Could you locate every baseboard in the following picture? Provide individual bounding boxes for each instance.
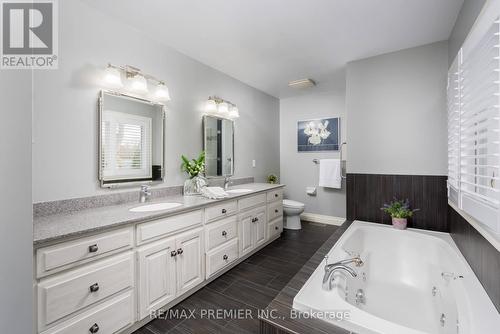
[300,212,346,226]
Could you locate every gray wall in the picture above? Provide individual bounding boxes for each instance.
[449,0,487,64]
[33,0,280,203]
[346,41,449,176]
[280,91,346,218]
[0,73,33,333]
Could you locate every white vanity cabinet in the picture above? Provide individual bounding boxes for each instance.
[137,227,204,319]
[239,204,267,257]
[34,186,284,334]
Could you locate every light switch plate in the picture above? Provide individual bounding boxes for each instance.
[252,160,256,168]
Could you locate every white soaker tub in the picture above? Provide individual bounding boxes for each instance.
[293,221,500,334]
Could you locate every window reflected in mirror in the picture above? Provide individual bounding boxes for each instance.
[203,116,234,177]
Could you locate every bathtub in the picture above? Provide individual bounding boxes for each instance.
[293,221,500,334]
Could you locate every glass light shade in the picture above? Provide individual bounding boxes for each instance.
[102,66,123,89]
[128,74,148,93]
[217,102,229,115]
[154,83,171,102]
[205,99,217,113]
[228,105,239,119]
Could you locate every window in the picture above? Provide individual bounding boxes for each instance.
[448,0,500,235]
[101,110,152,181]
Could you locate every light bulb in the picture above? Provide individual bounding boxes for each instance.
[205,99,217,113]
[102,66,123,89]
[154,83,171,102]
[218,102,229,115]
[128,74,148,93]
[228,105,239,119]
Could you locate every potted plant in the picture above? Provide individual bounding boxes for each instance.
[267,174,278,184]
[381,198,419,230]
[181,151,207,195]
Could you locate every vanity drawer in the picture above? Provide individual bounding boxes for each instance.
[41,290,134,334]
[267,201,283,221]
[206,239,238,278]
[267,189,283,203]
[268,217,283,239]
[205,216,238,251]
[37,252,134,331]
[36,227,134,278]
[205,200,237,222]
[136,210,202,245]
[238,193,266,211]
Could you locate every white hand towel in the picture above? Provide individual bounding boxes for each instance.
[319,159,342,189]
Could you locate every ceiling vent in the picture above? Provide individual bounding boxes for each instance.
[288,78,316,89]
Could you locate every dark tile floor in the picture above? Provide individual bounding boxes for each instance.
[134,222,337,334]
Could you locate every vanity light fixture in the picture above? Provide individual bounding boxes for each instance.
[102,65,123,89]
[102,63,171,103]
[153,82,171,102]
[204,96,240,119]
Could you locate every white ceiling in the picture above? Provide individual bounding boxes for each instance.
[82,0,463,98]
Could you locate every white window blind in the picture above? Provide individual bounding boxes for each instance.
[449,2,500,234]
[447,56,461,205]
[101,110,152,181]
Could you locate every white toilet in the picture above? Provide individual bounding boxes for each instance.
[283,199,305,230]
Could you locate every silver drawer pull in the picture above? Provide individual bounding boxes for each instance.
[170,250,177,257]
[275,226,279,230]
[223,254,228,261]
[89,283,99,293]
[88,244,98,253]
[222,230,227,237]
[89,323,99,333]
[222,208,227,214]
[177,248,183,255]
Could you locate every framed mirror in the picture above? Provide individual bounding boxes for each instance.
[98,91,165,187]
[203,115,234,177]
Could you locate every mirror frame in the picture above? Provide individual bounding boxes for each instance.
[98,90,166,188]
[202,115,235,178]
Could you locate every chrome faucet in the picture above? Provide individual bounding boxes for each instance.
[139,185,151,203]
[223,176,232,190]
[322,257,363,291]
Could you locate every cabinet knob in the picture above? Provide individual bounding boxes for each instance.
[89,323,100,333]
[223,255,228,261]
[275,209,279,213]
[222,208,227,214]
[251,218,256,223]
[275,226,279,230]
[275,194,278,198]
[222,230,227,237]
[89,283,99,293]
[170,250,177,257]
[177,248,183,255]
[255,218,259,222]
[88,244,98,253]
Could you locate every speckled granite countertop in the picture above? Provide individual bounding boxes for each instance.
[34,183,284,246]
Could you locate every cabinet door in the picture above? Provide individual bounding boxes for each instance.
[176,228,204,295]
[137,237,177,319]
[253,207,267,247]
[239,214,254,257]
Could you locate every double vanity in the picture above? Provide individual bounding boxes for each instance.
[33,183,284,334]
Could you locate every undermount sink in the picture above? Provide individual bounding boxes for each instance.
[226,188,253,194]
[129,202,182,213]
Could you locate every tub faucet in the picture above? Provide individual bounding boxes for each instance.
[139,185,151,203]
[322,257,362,291]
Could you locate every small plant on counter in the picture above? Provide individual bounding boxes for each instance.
[267,174,278,184]
[181,151,205,179]
[381,198,419,230]
[181,151,207,195]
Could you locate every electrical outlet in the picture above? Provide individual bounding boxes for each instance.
[252,160,256,168]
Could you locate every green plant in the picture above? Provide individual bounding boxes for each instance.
[381,198,419,219]
[267,174,278,184]
[181,151,205,179]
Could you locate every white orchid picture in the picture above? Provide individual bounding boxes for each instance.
[298,117,339,152]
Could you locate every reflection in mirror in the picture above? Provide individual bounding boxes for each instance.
[99,91,165,187]
[203,116,234,177]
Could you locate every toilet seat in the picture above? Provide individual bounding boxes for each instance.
[283,199,305,209]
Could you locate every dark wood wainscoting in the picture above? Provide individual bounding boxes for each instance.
[346,174,448,231]
[448,206,500,312]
